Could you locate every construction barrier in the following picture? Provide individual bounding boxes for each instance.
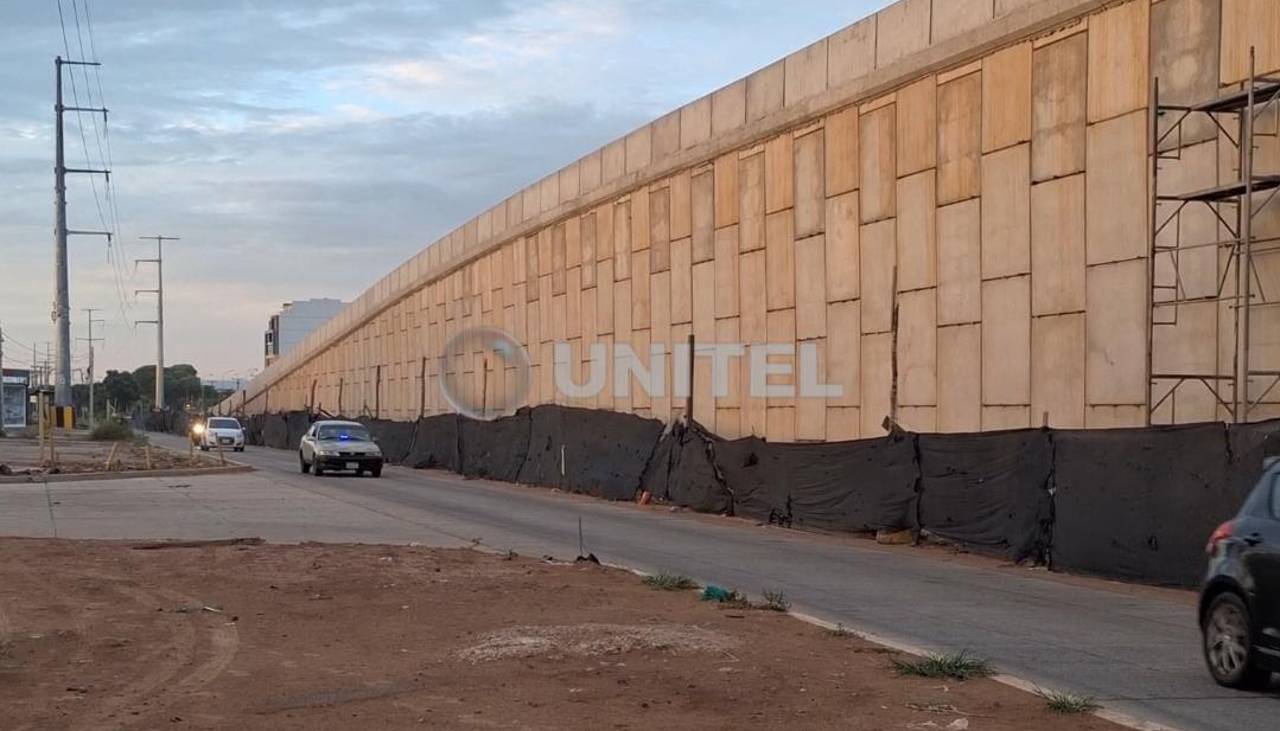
[140,406,1280,588]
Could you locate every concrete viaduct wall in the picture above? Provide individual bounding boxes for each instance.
[223,0,1280,441]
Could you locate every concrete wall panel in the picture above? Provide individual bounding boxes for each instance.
[983,43,1032,153]
[1086,258,1148,405]
[938,323,982,432]
[1032,33,1087,182]
[876,0,931,68]
[795,234,828,340]
[825,106,859,197]
[937,71,982,205]
[795,130,826,238]
[937,199,982,326]
[897,76,937,177]
[1032,312,1086,428]
[1087,0,1149,123]
[1221,0,1280,84]
[825,191,860,302]
[898,288,937,406]
[981,144,1031,278]
[896,171,937,291]
[982,275,1031,405]
[1030,174,1086,316]
[860,220,897,334]
[860,103,897,223]
[1086,111,1148,265]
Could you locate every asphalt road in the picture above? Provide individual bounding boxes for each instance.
[5,434,1278,730]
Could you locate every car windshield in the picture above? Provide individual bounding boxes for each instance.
[316,425,371,442]
[207,419,240,429]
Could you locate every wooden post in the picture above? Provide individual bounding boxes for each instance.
[375,364,382,419]
[104,442,119,471]
[309,379,317,414]
[419,356,427,418]
[337,377,345,416]
[685,333,695,425]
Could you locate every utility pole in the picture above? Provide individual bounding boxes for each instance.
[53,55,110,407]
[136,235,179,410]
[0,324,6,437]
[77,308,105,427]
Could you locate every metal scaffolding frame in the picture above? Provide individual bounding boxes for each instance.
[1148,48,1280,425]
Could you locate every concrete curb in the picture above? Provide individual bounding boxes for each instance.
[611,562,1185,731]
[0,462,254,485]
[785,610,1187,731]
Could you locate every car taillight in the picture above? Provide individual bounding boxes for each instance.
[1206,520,1235,555]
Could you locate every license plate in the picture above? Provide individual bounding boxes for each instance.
[219,438,233,444]
[345,462,359,470]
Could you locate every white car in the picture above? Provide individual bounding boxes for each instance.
[194,416,246,452]
[299,420,384,477]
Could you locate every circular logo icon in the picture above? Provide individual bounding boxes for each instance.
[439,326,531,420]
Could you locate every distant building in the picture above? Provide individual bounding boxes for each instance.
[264,299,346,367]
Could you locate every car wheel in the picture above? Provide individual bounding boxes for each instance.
[1203,592,1272,689]
[313,462,324,476]
[299,453,310,474]
[371,465,382,478]
[235,447,244,453]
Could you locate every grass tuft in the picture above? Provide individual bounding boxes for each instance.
[643,572,699,591]
[761,589,791,612]
[827,623,858,638]
[1037,688,1101,714]
[891,651,994,680]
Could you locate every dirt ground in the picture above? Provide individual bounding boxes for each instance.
[0,435,227,476]
[0,539,1124,731]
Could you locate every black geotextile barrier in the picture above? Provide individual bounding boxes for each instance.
[458,410,531,482]
[284,411,311,452]
[404,414,461,471]
[243,414,264,446]
[717,433,919,533]
[918,430,1053,562]
[1051,423,1241,587]
[516,405,665,500]
[359,418,416,464]
[261,413,291,450]
[1227,418,1280,494]
[639,422,734,515]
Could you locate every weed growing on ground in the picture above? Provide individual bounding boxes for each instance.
[891,651,994,680]
[761,589,791,612]
[643,572,699,591]
[1036,688,1100,714]
[827,623,857,638]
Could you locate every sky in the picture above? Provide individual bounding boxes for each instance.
[0,0,890,384]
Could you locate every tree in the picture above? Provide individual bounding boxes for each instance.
[101,370,141,414]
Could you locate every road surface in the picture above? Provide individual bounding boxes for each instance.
[2,434,1276,731]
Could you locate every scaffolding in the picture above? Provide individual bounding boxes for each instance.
[1149,48,1280,425]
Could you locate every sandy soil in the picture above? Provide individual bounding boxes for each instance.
[0,436,227,476]
[0,539,1124,730]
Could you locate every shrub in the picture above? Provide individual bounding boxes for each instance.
[643,573,699,591]
[90,420,134,442]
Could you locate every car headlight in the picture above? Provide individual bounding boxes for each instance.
[192,423,205,435]
[316,448,336,457]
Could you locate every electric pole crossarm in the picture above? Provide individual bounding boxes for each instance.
[63,168,111,175]
[57,58,100,67]
[67,230,113,238]
[62,106,107,113]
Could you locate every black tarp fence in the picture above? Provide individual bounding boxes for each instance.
[137,406,1280,588]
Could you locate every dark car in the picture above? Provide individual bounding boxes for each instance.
[1200,458,1280,688]
[298,420,384,477]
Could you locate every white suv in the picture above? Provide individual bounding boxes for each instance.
[196,417,245,452]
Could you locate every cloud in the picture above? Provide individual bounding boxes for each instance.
[0,0,889,378]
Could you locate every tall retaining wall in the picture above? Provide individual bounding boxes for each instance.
[220,0,1280,443]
